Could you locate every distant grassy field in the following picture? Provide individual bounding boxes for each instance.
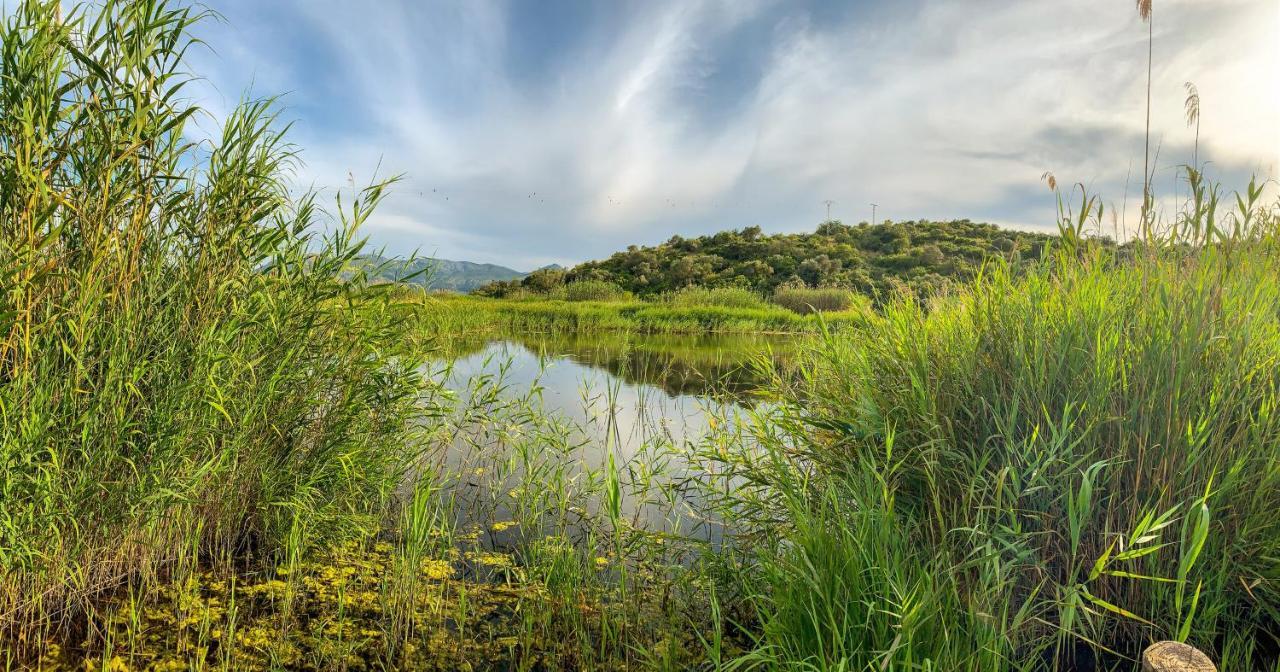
[412,292,868,338]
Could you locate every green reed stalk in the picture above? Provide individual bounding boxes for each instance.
[0,0,428,655]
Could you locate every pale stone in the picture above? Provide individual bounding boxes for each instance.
[1142,641,1216,672]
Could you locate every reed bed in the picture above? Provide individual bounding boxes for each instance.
[0,0,428,662]
[662,286,773,311]
[693,181,1280,670]
[769,285,864,315]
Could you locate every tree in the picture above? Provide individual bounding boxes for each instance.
[816,221,847,236]
[797,255,840,286]
[520,219,1062,303]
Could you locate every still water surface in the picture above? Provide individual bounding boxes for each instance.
[428,331,796,547]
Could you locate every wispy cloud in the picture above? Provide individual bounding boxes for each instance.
[185,0,1279,269]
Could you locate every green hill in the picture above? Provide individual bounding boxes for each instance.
[478,219,1059,300]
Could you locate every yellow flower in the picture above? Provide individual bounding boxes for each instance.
[489,520,517,532]
[594,556,609,568]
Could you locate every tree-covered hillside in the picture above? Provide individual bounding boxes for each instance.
[479,220,1059,300]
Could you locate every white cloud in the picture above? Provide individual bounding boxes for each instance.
[183,0,1279,268]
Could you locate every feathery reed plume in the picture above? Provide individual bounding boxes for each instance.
[1184,81,1201,167]
[1137,0,1154,234]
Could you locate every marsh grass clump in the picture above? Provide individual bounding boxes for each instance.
[770,284,862,314]
[663,286,770,310]
[0,0,427,657]
[562,279,631,302]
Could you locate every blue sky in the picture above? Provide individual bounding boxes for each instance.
[184,0,1280,270]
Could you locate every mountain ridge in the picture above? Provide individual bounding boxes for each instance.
[353,254,529,292]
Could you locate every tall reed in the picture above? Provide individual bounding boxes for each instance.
[696,176,1280,670]
[0,0,427,653]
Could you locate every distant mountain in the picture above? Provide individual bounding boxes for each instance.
[352,255,527,292]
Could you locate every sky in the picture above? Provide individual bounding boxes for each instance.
[183,0,1280,271]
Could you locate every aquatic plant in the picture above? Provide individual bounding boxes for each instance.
[562,280,632,302]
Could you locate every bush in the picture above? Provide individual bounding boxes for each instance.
[771,284,860,314]
[563,280,630,302]
[663,286,770,310]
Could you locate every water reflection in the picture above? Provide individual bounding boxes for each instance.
[438,331,794,401]
[425,331,796,551]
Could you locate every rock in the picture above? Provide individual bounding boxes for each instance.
[1142,641,1216,672]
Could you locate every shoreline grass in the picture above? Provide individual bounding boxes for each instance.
[412,293,868,340]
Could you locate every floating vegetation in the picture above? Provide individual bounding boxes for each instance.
[42,540,713,671]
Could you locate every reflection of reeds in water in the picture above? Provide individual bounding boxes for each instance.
[433,337,749,538]
[435,329,799,401]
[396,344,747,668]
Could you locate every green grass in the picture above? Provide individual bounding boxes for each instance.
[662,286,773,310]
[694,190,1280,670]
[769,284,867,314]
[0,0,429,662]
[415,293,867,340]
[562,279,632,302]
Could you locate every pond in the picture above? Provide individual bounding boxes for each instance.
[441,330,795,401]
[421,330,798,553]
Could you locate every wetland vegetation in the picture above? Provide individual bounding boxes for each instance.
[2,1,1279,671]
